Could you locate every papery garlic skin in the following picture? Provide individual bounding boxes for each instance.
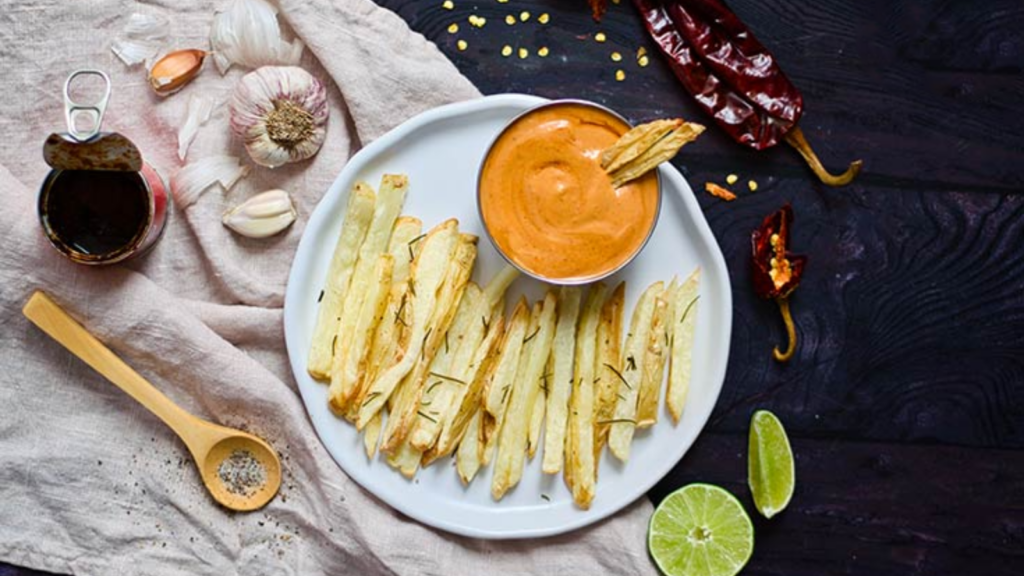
[230,66,328,168]
[222,189,297,238]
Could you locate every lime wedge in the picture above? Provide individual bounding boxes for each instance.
[748,410,795,519]
[648,484,754,576]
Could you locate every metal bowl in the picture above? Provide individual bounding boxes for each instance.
[476,99,662,286]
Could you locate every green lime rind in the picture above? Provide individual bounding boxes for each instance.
[648,483,754,576]
[748,410,795,519]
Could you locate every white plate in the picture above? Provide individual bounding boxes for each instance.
[284,94,732,539]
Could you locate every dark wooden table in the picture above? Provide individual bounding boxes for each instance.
[5,1,1021,575]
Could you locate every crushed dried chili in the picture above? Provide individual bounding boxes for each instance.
[630,0,862,186]
[751,205,805,361]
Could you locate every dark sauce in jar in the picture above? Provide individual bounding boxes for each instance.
[40,170,149,259]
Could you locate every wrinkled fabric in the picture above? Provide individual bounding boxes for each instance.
[0,0,656,574]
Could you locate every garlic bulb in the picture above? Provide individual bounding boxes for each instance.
[230,66,328,168]
[222,189,297,238]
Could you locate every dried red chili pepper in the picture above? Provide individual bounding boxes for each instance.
[630,0,862,186]
[751,204,805,361]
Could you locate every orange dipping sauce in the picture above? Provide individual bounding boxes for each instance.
[479,102,660,282]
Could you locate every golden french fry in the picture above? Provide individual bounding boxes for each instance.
[565,283,605,509]
[356,219,459,428]
[601,119,682,174]
[424,308,504,466]
[481,299,530,466]
[364,410,383,460]
[328,255,393,413]
[493,293,556,500]
[408,283,482,451]
[527,371,547,460]
[386,436,422,479]
[608,123,706,188]
[482,264,519,310]
[636,294,669,428]
[542,286,582,474]
[594,281,625,451]
[388,216,424,286]
[668,268,701,423]
[356,218,424,408]
[308,183,375,380]
[381,233,477,452]
[329,175,409,409]
[456,408,483,484]
[609,281,663,462]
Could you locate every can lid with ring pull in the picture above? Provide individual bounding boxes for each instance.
[43,69,143,173]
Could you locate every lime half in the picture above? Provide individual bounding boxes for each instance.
[648,484,754,576]
[748,410,795,519]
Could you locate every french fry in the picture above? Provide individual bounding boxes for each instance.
[594,282,625,451]
[493,293,556,500]
[565,283,606,509]
[542,286,582,474]
[364,410,383,460]
[356,218,423,408]
[327,255,393,414]
[386,436,422,479]
[307,183,375,380]
[330,175,409,409]
[381,233,477,452]
[609,281,663,462]
[424,308,504,466]
[482,264,520,309]
[456,409,483,484]
[636,293,669,428]
[527,367,547,460]
[481,299,530,466]
[668,268,701,423]
[408,283,482,451]
[356,219,459,428]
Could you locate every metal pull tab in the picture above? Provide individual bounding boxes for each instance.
[63,69,111,142]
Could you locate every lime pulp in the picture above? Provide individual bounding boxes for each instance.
[748,410,795,519]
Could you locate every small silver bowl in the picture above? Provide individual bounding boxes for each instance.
[476,99,662,286]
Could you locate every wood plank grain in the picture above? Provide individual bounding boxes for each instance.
[379,0,1024,192]
[651,432,1024,576]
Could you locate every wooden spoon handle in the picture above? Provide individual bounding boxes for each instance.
[22,291,199,446]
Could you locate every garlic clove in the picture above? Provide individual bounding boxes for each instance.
[149,49,207,96]
[222,189,297,238]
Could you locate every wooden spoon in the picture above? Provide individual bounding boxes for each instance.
[22,291,281,512]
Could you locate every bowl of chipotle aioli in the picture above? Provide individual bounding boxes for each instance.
[478,100,661,285]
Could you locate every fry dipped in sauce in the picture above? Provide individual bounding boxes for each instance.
[479,103,660,282]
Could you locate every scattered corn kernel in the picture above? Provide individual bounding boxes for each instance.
[520,11,530,21]
[442,0,454,9]
[457,39,468,51]
[595,32,607,43]
[612,0,621,4]
[519,47,529,59]
[615,69,625,81]
[497,0,508,3]
[637,47,647,58]
[468,15,486,27]
[538,13,550,24]
[501,45,513,57]
[638,55,650,67]
[505,14,516,25]
[448,23,459,33]
[748,180,759,192]
[611,51,622,62]
[726,174,738,185]
[538,46,550,57]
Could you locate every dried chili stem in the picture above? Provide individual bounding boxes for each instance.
[773,297,797,362]
[785,126,863,187]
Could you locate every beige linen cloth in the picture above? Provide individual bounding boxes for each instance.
[0,0,657,574]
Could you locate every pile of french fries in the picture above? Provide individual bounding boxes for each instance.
[308,174,701,509]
